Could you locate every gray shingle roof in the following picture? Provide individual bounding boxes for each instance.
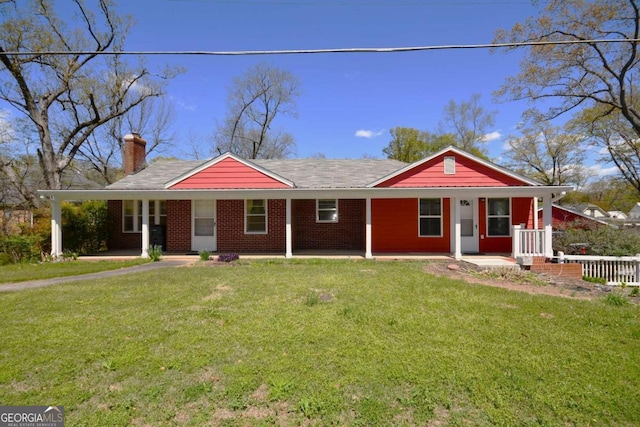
[253,158,407,188]
[106,158,407,190]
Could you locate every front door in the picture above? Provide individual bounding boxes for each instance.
[460,199,478,253]
[192,200,216,252]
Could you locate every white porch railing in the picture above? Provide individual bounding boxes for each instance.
[558,253,640,286]
[512,225,546,257]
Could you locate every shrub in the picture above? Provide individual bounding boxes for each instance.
[199,250,211,261]
[0,234,47,264]
[62,201,108,254]
[149,245,162,262]
[217,253,239,263]
[554,221,640,256]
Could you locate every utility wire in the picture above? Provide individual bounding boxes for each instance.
[0,38,638,56]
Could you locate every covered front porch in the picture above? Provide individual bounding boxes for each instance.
[40,185,570,261]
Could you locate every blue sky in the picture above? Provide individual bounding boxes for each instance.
[112,0,547,161]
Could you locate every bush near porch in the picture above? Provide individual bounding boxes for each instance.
[0,260,638,426]
[554,220,640,256]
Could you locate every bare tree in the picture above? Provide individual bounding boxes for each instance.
[0,0,179,190]
[438,93,496,156]
[78,95,176,184]
[504,119,590,187]
[214,62,300,159]
[494,0,640,192]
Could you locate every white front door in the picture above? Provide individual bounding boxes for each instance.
[192,200,216,252]
[460,199,478,253]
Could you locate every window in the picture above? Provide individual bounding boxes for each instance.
[246,199,267,234]
[149,200,167,227]
[317,199,338,222]
[419,198,442,237]
[444,156,456,174]
[123,200,166,232]
[487,198,510,236]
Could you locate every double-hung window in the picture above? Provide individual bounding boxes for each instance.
[487,198,510,236]
[123,200,166,232]
[245,199,267,234]
[419,198,442,237]
[317,199,338,222]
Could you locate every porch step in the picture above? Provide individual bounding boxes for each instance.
[462,256,519,269]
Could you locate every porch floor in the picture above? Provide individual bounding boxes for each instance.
[79,250,518,268]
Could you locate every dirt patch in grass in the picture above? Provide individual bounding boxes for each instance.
[423,260,607,300]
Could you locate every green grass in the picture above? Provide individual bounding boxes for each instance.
[0,259,638,426]
[0,259,149,283]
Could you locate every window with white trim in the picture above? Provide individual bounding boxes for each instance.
[419,198,442,237]
[487,198,511,236]
[123,200,166,232]
[317,199,338,222]
[245,199,267,234]
[444,156,456,174]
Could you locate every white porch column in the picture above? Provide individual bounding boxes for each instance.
[453,197,462,260]
[365,197,373,259]
[50,199,62,257]
[533,197,539,230]
[285,198,293,258]
[542,194,553,258]
[141,199,150,258]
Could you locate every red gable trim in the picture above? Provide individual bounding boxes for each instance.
[369,146,539,188]
[166,152,294,189]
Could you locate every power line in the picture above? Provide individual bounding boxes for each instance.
[1,38,637,56]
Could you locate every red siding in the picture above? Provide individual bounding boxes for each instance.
[372,198,451,253]
[479,197,533,253]
[170,157,290,189]
[292,199,365,251]
[537,206,604,230]
[377,153,527,188]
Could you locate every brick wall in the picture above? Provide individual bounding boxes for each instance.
[217,199,286,253]
[123,133,146,175]
[528,257,583,279]
[106,200,141,250]
[166,200,191,252]
[292,199,365,251]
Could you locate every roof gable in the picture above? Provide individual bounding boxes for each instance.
[369,146,539,188]
[166,152,294,189]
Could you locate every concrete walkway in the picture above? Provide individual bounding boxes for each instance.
[0,259,194,292]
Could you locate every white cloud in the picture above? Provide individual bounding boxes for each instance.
[590,164,619,177]
[482,131,502,142]
[355,129,384,139]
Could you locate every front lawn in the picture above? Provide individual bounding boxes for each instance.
[0,259,638,426]
[0,259,149,284]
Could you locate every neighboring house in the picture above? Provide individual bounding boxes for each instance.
[537,204,611,230]
[1,163,102,234]
[39,134,573,259]
[565,203,610,219]
[628,202,640,219]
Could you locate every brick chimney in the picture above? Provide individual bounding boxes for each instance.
[123,133,147,175]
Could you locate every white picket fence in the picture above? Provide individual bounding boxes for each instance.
[557,253,640,286]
